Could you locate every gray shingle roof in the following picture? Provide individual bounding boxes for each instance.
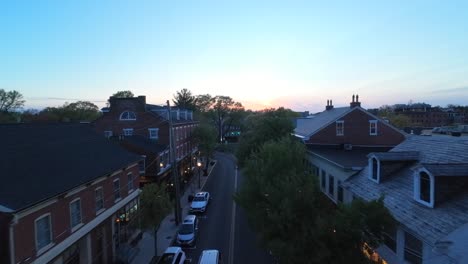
[294,107,351,137]
[0,123,142,212]
[370,151,419,161]
[121,135,168,154]
[423,164,468,177]
[343,135,468,245]
[309,147,391,169]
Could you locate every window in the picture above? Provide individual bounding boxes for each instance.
[139,155,146,174]
[337,180,343,203]
[70,199,82,229]
[336,120,344,136]
[383,226,397,253]
[321,170,326,190]
[369,120,378,135]
[420,172,431,203]
[414,170,434,207]
[120,111,136,120]
[328,175,335,197]
[404,232,423,264]
[35,214,52,251]
[95,188,104,213]
[104,131,113,138]
[149,128,159,139]
[369,157,380,183]
[114,179,121,201]
[127,173,134,193]
[123,128,133,136]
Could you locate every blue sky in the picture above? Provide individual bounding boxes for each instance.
[1,0,467,111]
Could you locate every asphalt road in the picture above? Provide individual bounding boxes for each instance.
[175,152,274,264]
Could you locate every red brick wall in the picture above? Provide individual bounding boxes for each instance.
[12,164,139,263]
[307,108,405,146]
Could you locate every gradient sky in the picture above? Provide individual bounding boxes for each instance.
[1,0,467,112]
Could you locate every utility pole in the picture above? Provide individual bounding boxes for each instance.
[167,100,182,225]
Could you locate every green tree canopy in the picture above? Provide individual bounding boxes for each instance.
[192,123,217,170]
[0,89,25,112]
[112,90,134,98]
[236,107,297,166]
[173,88,196,111]
[34,101,101,122]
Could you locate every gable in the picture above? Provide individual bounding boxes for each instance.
[306,107,406,146]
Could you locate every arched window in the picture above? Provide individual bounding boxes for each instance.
[419,172,431,203]
[120,111,136,120]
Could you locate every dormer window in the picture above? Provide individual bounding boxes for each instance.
[336,121,344,136]
[413,169,434,208]
[368,157,380,183]
[120,111,136,120]
[369,120,378,136]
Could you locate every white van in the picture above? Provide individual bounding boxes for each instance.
[198,250,221,264]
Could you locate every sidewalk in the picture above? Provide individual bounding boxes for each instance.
[131,159,217,264]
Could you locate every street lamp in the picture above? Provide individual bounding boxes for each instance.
[197,160,202,189]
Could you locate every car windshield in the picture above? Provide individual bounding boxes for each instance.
[193,196,205,202]
[179,223,194,235]
[158,253,175,264]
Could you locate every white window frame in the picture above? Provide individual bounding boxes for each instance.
[119,111,136,121]
[35,213,53,254]
[369,120,378,136]
[113,178,121,202]
[336,120,344,136]
[69,198,82,232]
[95,187,104,215]
[104,131,113,138]
[413,168,435,208]
[123,128,133,136]
[127,172,134,193]
[149,128,159,140]
[368,156,380,183]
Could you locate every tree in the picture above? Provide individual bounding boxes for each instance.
[35,101,101,122]
[0,89,25,112]
[192,123,217,172]
[139,183,173,258]
[112,90,134,98]
[173,88,196,111]
[194,94,214,113]
[236,107,297,166]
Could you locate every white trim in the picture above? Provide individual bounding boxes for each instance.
[369,120,378,136]
[148,128,159,140]
[413,168,435,208]
[69,198,82,231]
[113,178,121,202]
[32,190,141,264]
[34,213,53,255]
[368,155,380,183]
[119,111,136,121]
[17,199,58,220]
[9,215,17,264]
[64,186,86,198]
[0,205,13,213]
[122,128,134,136]
[91,177,107,186]
[336,120,344,136]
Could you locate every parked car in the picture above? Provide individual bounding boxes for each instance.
[153,246,186,264]
[198,249,221,264]
[177,215,198,246]
[190,192,210,213]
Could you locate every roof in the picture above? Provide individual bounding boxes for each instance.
[0,123,142,212]
[308,146,391,169]
[120,135,168,154]
[164,246,183,254]
[343,136,468,245]
[294,107,351,137]
[369,151,419,161]
[422,164,468,177]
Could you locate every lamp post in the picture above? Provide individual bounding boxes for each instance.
[197,160,202,189]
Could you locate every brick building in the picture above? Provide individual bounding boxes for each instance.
[0,124,142,264]
[295,95,406,203]
[93,96,199,187]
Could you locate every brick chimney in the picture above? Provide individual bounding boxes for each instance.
[326,99,334,110]
[350,94,361,107]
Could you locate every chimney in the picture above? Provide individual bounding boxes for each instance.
[350,94,361,107]
[326,99,334,110]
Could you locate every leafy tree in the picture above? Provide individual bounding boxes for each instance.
[173,88,196,111]
[139,183,172,257]
[235,136,395,263]
[192,123,217,171]
[194,94,214,113]
[236,107,297,166]
[112,90,134,98]
[0,89,25,112]
[33,101,101,122]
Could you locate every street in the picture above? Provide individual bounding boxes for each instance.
[174,152,274,264]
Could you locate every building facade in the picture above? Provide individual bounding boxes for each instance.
[0,124,142,264]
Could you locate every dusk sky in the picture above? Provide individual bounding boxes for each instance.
[1,1,467,112]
